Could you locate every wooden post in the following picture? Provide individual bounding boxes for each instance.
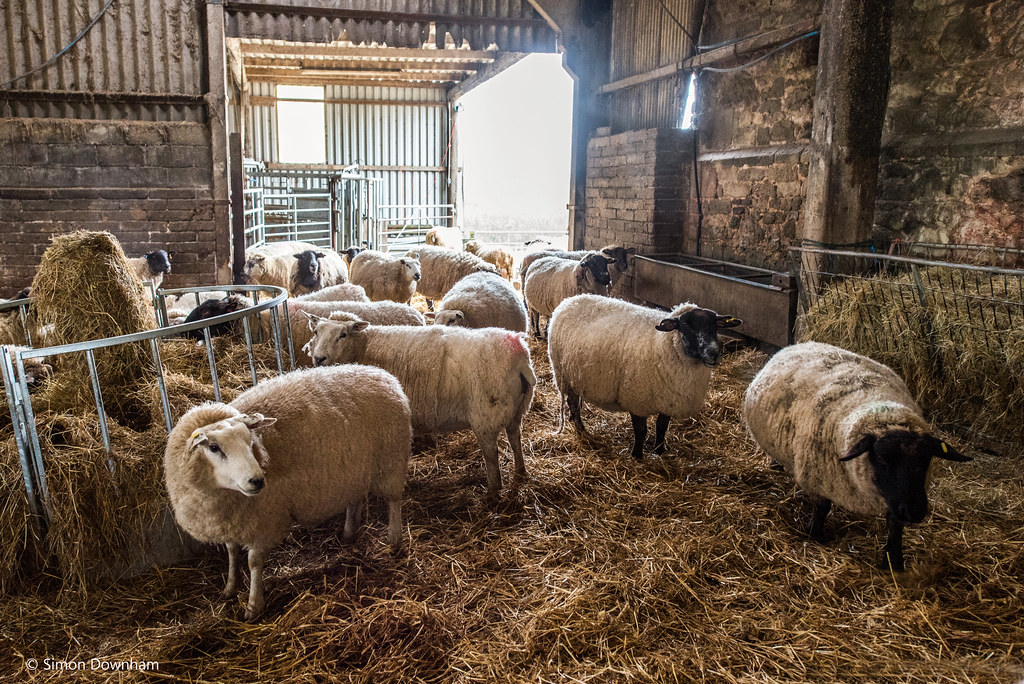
[230,133,246,284]
[205,0,232,285]
[801,0,892,250]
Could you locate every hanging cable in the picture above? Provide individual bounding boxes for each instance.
[1,0,117,89]
[700,30,819,73]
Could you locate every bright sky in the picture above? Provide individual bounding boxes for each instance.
[277,85,327,163]
[456,54,573,223]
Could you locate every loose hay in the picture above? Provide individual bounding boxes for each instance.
[1,340,1020,682]
[802,267,1024,448]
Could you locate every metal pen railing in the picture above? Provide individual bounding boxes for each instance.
[1,284,296,532]
[0,297,34,347]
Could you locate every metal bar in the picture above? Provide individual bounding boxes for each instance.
[281,300,296,370]
[150,337,173,434]
[13,354,50,515]
[791,246,1024,277]
[85,350,112,456]
[2,348,42,521]
[17,306,32,346]
[269,306,285,374]
[242,314,258,386]
[203,328,222,403]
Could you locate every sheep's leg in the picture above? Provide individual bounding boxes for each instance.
[343,503,363,542]
[386,497,403,552]
[809,498,832,542]
[529,309,541,339]
[506,421,527,478]
[882,512,906,572]
[652,413,670,455]
[630,414,648,460]
[566,390,586,435]
[476,430,502,496]
[222,542,241,598]
[244,547,268,621]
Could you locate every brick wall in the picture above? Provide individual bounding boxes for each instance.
[689,0,820,271]
[0,118,221,297]
[584,127,690,254]
[874,0,1024,253]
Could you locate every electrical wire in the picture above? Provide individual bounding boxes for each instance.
[1,0,117,89]
[699,30,819,73]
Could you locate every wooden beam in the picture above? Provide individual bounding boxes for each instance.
[244,57,484,73]
[801,0,892,249]
[205,0,233,285]
[596,18,819,95]
[448,52,528,99]
[246,74,450,88]
[230,133,246,284]
[224,2,550,29]
[250,96,447,107]
[239,43,495,63]
[243,62,477,79]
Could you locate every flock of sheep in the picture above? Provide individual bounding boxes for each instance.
[93,234,971,620]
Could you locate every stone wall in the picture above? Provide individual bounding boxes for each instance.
[874,0,1024,255]
[688,0,821,271]
[0,119,220,297]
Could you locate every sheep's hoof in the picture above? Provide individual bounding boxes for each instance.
[243,607,262,622]
[652,443,668,456]
[880,551,905,573]
[221,587,238,600]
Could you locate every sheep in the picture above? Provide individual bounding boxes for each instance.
[408,244,499,305]
[165,291,234,326]
[294,282,370,303]
[164,364,412,619]
[304,313,536,495]
[548,295,742,460]
[129,249,174,288]
[520,245,635,293]
[290,249,349,296]
[348,250,421,304]
[522,254,615,339]
[464,240,515,280]
[241,241,321,291]
[341,246,363,268]
[424,226,463,249]
[433,271,527,332]
[742,341,972,571]
[177,295,252,339]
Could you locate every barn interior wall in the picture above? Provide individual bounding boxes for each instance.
[0,118,218,296]
[874,0,1024,251]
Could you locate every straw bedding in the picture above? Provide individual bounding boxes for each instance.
[2,336,1021,682]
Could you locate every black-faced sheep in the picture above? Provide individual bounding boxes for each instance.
[304,313,536,495]
[523,254,615,339]
[341,246,363,268]
[548,295,741,460]
[743,341,972,572]
[129,249,174,288]
[177,295,252,339]
[464,240,515,280]
[433,271,527,332]
[164,365,412,619]
[290,249,349,296]
[241,241,321,291]
[520,245,635,294]
[406,245,499,305]
[348,250,421,304]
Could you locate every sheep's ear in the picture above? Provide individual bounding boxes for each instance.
[928,435,972,462]
[407,251,420,260]
[293,253,303,259]
[352,320,370,332]
[187,429,208,453]
[604,256,616,263]
[167,251,176,258]
[424,311,436,321]
[717,315,742,328]
[241,413,277,432]
[143,251,153,258]
[655,318,678,332]
[840,434,875,461]
[625,247,637,255]
[303,311,324,331]
[315,252,325,258]
[455,311,465,320]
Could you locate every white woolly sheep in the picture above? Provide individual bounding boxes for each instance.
[406,245,499,305]
[304,313,536,495]
[433,271,527,332]
[743,341,972,571]
[290,248,349,295]
[294,282,370,303]
[548,295,742,460]
[164,364,412,619]
[348,250,421,304]
[520,245,635,293]
[241,241,321,291]
[424,226,463,249]
[464,240,515,280]
[129,249,174,288]
[522,254,615,339]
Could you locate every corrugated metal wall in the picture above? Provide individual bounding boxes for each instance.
[608,0,700,132]
[225,0,556,52]
[245,84,449,209]
[0,0,206,121]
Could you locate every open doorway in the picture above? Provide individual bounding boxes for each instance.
[455,54,573,253]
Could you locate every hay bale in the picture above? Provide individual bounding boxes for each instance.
[30,231,157,428]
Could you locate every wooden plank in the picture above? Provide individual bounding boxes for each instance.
[230,133,246,284]
[244,66,473,81]
[250,96,447,107]
[244,57,483,73]
[245,74,454,88]
[205,0,232,285]
[224,2,550,29]
[239,43,495,63]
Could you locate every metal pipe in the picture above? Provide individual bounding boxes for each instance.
[790,246,1024,277]
[85,349,112,458]
[150,337,173,434]
[269,306,285,373]
[1,348,42,521]
[281,299,296,370]
[203,328,222,403]
[13,353,50,516]
[242,313,258,386]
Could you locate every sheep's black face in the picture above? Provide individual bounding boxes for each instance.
[582,254,612,286]
[344,247,362,262]
[146,250,173,275]
[656,308,742,368]
[602,246,636,274]
[849,431,971,524]
[295,250,323,288]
